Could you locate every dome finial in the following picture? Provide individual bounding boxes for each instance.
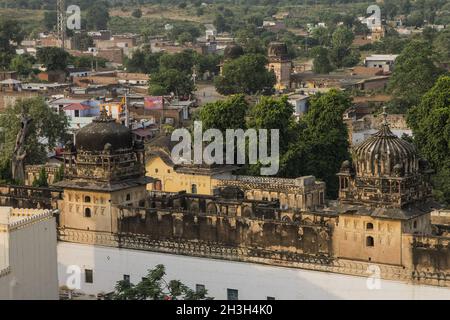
[96,106,114,123]
[100,107,108,118]
[382,106,389,126]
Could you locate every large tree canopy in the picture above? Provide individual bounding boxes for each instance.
[329,26,358,69]
[248,95,296,154]
[148,69,195,97]
[0,19,24,69]
[407,76,450,206]
[86,1,110,31]
[297,89,351,197]
[215,54,276,95]
[198,94,248,132]
[37,47,70,71]
[388,40,444,111]
[9,54,36,77]
[0,98,68,183]
[312,46,333,74]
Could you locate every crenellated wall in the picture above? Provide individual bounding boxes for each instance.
[118,209,332,258]
[410,235,450,285]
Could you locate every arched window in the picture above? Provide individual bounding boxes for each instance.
[366,236,374,247]
[84,196,91,203]
[413,220,417,229]
[191,184,197,194]
[366,222,374,230]
[126,194,131,201]
[84,208,91,218]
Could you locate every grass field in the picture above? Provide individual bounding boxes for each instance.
[0,9,45,35]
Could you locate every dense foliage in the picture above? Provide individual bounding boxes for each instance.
[0,98,68,183]
[112,264,211,300]
[407,76,450,206]
[215,54,276,95]
[388,40,445,112]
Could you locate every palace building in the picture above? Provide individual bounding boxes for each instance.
[1,109,449,298]
[54,110,151,236]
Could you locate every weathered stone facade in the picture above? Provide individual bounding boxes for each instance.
[1,109,448,288]
[267,42,292,91]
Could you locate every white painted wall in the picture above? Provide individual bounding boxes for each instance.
[0,217,59,300]
[57,242,450,300]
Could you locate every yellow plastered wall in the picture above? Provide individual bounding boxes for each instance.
[60,185,146,233]
[333,215,404,265]
[146,156,219,195]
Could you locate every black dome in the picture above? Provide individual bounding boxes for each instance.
[75,112,132,152]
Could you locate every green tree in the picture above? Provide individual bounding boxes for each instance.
[198,94,248,132]
[407,76,450,206]
[36,47,69,71]
[167,24,201,44]
[132,8,142,19]
[149,69,195,97]
[43,10,57,31]
[178,32,194,44]
[125,49,162,74]
[0,98,69,180]
[86,2,110,31]
[0,19,24,69]
[160,50,196,74]
[214,14,228,33]
[32,167,49,188]
[311,26,331,47]
[215,54,276,95]
[388,40,444,111]
[196,53,220,75]
[433,29,450,67]
[248,96,296,155]
[244,95,296,176]
[329,26,355,68]
[9,54,35,77]
[196,7,204,16]
[312,47,333,74]
[112,264,211,300]
[298,89,351,197]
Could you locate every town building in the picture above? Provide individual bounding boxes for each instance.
[43,110,450,298]
[0,207,58,299]
[287,93,310,120]
[267,42,292,91]
[0,107,449,299]
[364,54,399,73]
[54,109,150,236]
[345,112,412,146]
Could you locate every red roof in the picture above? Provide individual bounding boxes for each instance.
[63,103,91,111]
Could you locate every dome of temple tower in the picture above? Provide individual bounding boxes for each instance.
[352,108,418,178]
[268,42,288,58]
[75,109,132,152]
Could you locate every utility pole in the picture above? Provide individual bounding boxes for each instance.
[57,0,66,50]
